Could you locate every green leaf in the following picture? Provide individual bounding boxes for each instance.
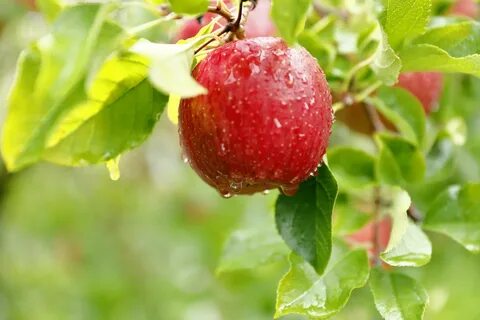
[379,186,411,218]
[382,0,431,49]
[275,165,338,274]
[298,30,336,72]
[424,184,480,253]
[414,21,480,57]
[381,222,432,267]
[275,247,369,319]
[375,133,426,186]
[327,147,376,189]
[216,226,289,274]
[370,268,428,320]
[444,117,467,146]
[1,3,125,171]
[400,45,480,77]
[45,52,150,150]
[375,87,426,146]
[130,39,207,98]
[168,0,208,15]
[371,22,401,85]
[37,0,64,21]
[400,22,480,76]
[272,0,311,45]
[376,186,425,267]
[44,54,168,165]
[333,203,372,236]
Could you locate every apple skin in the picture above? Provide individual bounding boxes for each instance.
[179,37,333,196]
[175,19,201,42]
[244,0,276,38]
[175,19,203,42]
[337,72,442,135]
[450,0,478,18]
[347,218,391,264]
[335,102,395,135]
[396,72,443,114]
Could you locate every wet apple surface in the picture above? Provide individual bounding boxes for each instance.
[397,72,443,114]
[179,37,333,196]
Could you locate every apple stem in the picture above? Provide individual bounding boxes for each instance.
[194,0,256,54]
[207,1,235,22]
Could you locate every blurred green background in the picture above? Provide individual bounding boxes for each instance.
[1,2,480,319]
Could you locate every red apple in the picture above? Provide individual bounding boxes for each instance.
[450,0,478,18]
[175,19,203,42]
[335,102,395,135]
[179,37,333,196]
[244,0,276,38]
[396,72,443,114]
[348,218,391,263]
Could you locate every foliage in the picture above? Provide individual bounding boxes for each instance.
[2,0,480,319]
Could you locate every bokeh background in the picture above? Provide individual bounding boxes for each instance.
[1,1,480,319]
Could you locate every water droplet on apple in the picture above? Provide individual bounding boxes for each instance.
[229,181,241,191]
[225,72,236,84]
[250,62,260,74]
[273,118,282,128]
[181,152,189,164]
[286,73,294,87]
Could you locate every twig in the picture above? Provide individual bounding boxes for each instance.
[363,101,385,132]
[194,27,230,54]
[231,0,256,39]
[207,2,234,22]
[407,205,422,223]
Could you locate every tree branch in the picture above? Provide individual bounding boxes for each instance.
[363,101,386,132]
[407,205,422,223]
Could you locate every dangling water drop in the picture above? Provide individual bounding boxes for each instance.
[262,189,270,195]
[181,151,189,164]
[221,192,232,199]
[106,156,121,181]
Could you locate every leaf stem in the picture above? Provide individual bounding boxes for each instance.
[128,15,178,35]
[372,187,382,267]
[354,81,382,102]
